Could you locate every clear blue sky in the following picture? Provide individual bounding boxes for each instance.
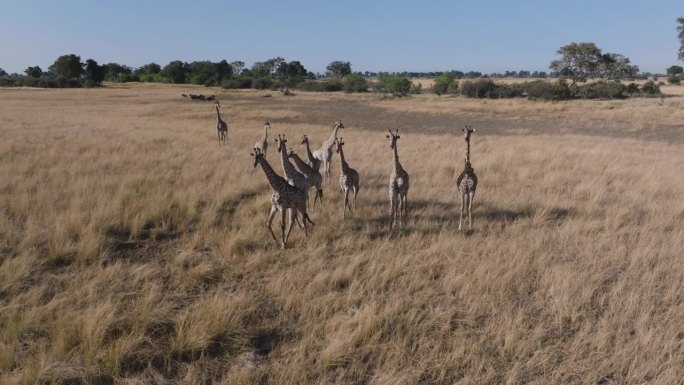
[1,0,681,75]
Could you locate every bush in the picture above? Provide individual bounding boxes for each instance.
[459,79,496,98]
[432,73,457,96]
[525,79,572,100]
[295,80,342,92]
[342,74,368,93]
[626,83,640,96]
[575,81,625,99]
[251,77,273,90]
[222,77,253,89]
[641,80,661,96]
[668,75,681,85]
[377,75,412,97]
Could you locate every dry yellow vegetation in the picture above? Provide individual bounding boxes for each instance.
[1,83,683,384]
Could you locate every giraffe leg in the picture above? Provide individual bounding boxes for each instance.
[403,193,408,227]
[300,208,309,236]
[343,188,350,218]
[266,206,279,246]
[389,193,397,231]
[280,209,289,249]
[458,194,465,231]
[284,208,296,247]
[398,195,404,228]
[468,192,475,230]
[353,185,359,208]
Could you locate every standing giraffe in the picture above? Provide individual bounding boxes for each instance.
[215,100,228,145]
[255,122,271,156]
[313,120,344,181]
[288,149,324,207]
[456,125,478,230]
[334,137,360,218]
[386,129,409,231]
[275,135,310,202]
[251,148,313,248]
[300,135,321,172]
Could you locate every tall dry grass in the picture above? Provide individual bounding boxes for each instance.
[1,84,683,384]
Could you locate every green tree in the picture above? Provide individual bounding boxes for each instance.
[230,61,245,75]
[161,60,188,84]
[25,66,43,78]
[596,53,639,80]
[667,65,683,76]
[0,68,7,77]
[104,63,132,81]
[49,54,84,79]
[678,17,684,61]
[549,42,602,85]
[84,59,106,84]
[326,61,352,78]
[377,75,412,97]
[432,72,456,96]
[342,74,368,93]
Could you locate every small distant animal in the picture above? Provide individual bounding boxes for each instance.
[181,93,188,98]
[205,95,216,102]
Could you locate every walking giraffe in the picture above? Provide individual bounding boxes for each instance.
[255,122,271,156]
[250,148,313,249]
[288,149,324,207]
[456,125,478,230]
[300,135,321,172]
[214,100,228,145]
[313,120,344,181]
[334,137,360,218]
[387,129,409,231]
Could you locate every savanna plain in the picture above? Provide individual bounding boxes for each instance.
[1,82,684,384]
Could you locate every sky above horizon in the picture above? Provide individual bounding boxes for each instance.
[1,1,682,75]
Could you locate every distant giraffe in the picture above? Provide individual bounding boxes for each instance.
[386,129,409,231]
[334,137,360,218]
[255,122,271,156]
[215,100,227,145]
[275,135,310,203]
[288,149,324,207]
[251,148,313,248]
[313,121,344,181]
[456,125,478,230]
[300,135,321,172]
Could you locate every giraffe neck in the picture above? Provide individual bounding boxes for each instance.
[262,126,268,142]
[465,138,471,164]
[290,152,311,172]
[257,157,288,191]
[323,124,340,150]
[392,142,402,171]
[304,140,316,163]
[215,105,222,122]
[278,142,297,177]
[338,147,350,172]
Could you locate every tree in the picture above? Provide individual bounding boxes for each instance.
[377,75,412,97]
[230,61,245,75]
[161,60,188,84]
[49,54,84,79]
[550,42,602,85]
[678,17,684,61]
[136,63,161,75]
[326,61,352,78]
[596,53,639,80]
[667,65,683,76]
[0,68,7,77]
[25,66,43,78]
[104,63,132,81]
[84,59,106,84]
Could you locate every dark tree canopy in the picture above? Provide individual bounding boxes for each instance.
[550,42,637,84]
[161,61,188,84]
[85,59,106,84]
[25,66,43,78]
[49,54,84,79]
[326,61,352,78]
[678,17,684,61]
[104,63,132,81]
[667,65,683,75]
[0,68,7,77]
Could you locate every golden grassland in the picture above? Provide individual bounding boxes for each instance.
[1,83,684,384]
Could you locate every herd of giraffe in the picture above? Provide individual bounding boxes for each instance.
[212,99,478,248]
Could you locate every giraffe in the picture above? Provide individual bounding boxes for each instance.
[334,137,360,218]
[251,148,313,248]
[275,135,310,203]
[300,135,321,172]
[255,122,271,156]
[313,120,344,181]
[288,149,324,207]
[386,129,409,231]
[214,100,227,145]
[455,125,478,231]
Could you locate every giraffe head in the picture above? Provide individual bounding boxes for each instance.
[334,137,345,153]
[264,122,271,130]
[463,125,475,142]
[275,134,288,153]
[250,147,264,168]
[386,129,401,149]
[334,120,345,130]
[213,99,221,109]
[300,135,310,145]
[287,148,297,159]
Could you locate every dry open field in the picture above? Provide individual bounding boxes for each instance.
[1,83,684,384]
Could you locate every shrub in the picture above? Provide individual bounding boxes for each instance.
[575,81,626,99]
[459,79,496,98]
[295,80,342,92]
[525,79,572,100]
[377,75,412,97]
[342,74,368,93]
[667,75,681,85]
[641,80,661,96]
[432,73,456,96]
[626,83,640,96]
[251,77,273,90]
[221,77,252,89]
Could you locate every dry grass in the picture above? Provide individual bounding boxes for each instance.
[1,84,683,384]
